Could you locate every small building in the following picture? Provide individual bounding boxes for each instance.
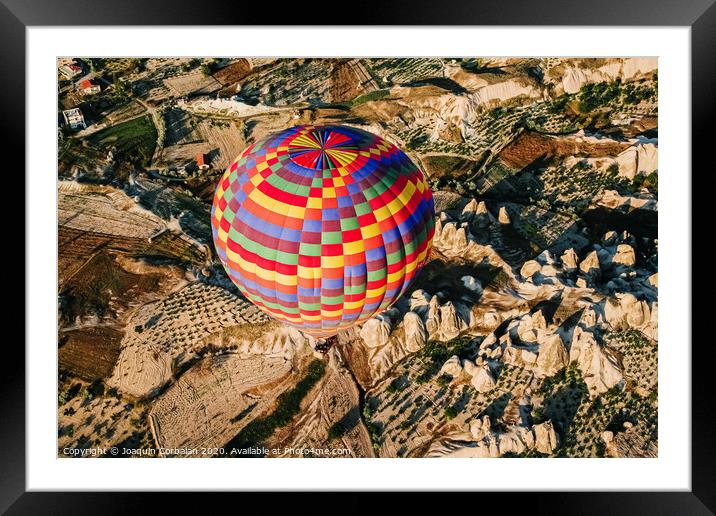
[196,153,210,170]
[78,79,101,96]
[59,62,82,79]
[62,108,86,130]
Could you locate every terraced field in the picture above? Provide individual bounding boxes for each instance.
[107,282,271,398]
[58,189,207,289]
[149,353,295,456]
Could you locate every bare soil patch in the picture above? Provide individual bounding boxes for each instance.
[213,59,253,86]
[59,327,124,380]
[498,131,630,170]
[164,72,221,97]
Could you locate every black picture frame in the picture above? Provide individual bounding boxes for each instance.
[4,0,710,512]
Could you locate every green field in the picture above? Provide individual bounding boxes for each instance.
[90,115,157,166]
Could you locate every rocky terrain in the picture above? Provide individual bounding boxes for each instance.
[57,57,658,458]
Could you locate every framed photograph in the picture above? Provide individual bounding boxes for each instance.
[7,0,710,511]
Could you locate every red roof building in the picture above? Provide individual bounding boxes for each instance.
[79,79,101,95]
[59,63,83,79]
[196,153,210,170]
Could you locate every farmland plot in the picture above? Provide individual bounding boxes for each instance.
[107,282,270,398]
[59,327,124,380]
[59,190,164,240]
[149,353,295,455]
[268,349,375,458]
[161,109,247,170]
[164,72,222,97]
[58,188,206,281]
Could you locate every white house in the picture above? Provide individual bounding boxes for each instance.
[59,63,82,79]
[62,108,86,130]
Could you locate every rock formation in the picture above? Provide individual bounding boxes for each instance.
[498,206,511,224]
[603,293,652,332]
[470,364,496,392]
[579,250,601,276]
[561,248,579,271]
[612,244,636,267]
[520,260,541,279]
[535,334,569,377]
[360,314,393,348]
[616,142,658,180]
[533,421,559,453]
[570,327,623,396]
[403,311,428,352]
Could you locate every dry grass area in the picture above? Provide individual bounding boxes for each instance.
[149,353,295,455]
[164,72,221,97]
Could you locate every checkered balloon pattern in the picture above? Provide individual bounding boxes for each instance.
[211,125,435,338]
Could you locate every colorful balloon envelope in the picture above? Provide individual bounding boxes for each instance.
[211,125,435,338]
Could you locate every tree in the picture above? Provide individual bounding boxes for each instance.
[90,58,105,72]
[436,374,453,387]
[328,422,347,440]
[128,58,147,73]
[112,73,129,97]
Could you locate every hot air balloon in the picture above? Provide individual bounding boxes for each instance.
[211,125,434,339]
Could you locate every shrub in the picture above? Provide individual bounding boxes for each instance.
[328,421,347,440]
[436,374,453,387]
[386,377,404,394]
